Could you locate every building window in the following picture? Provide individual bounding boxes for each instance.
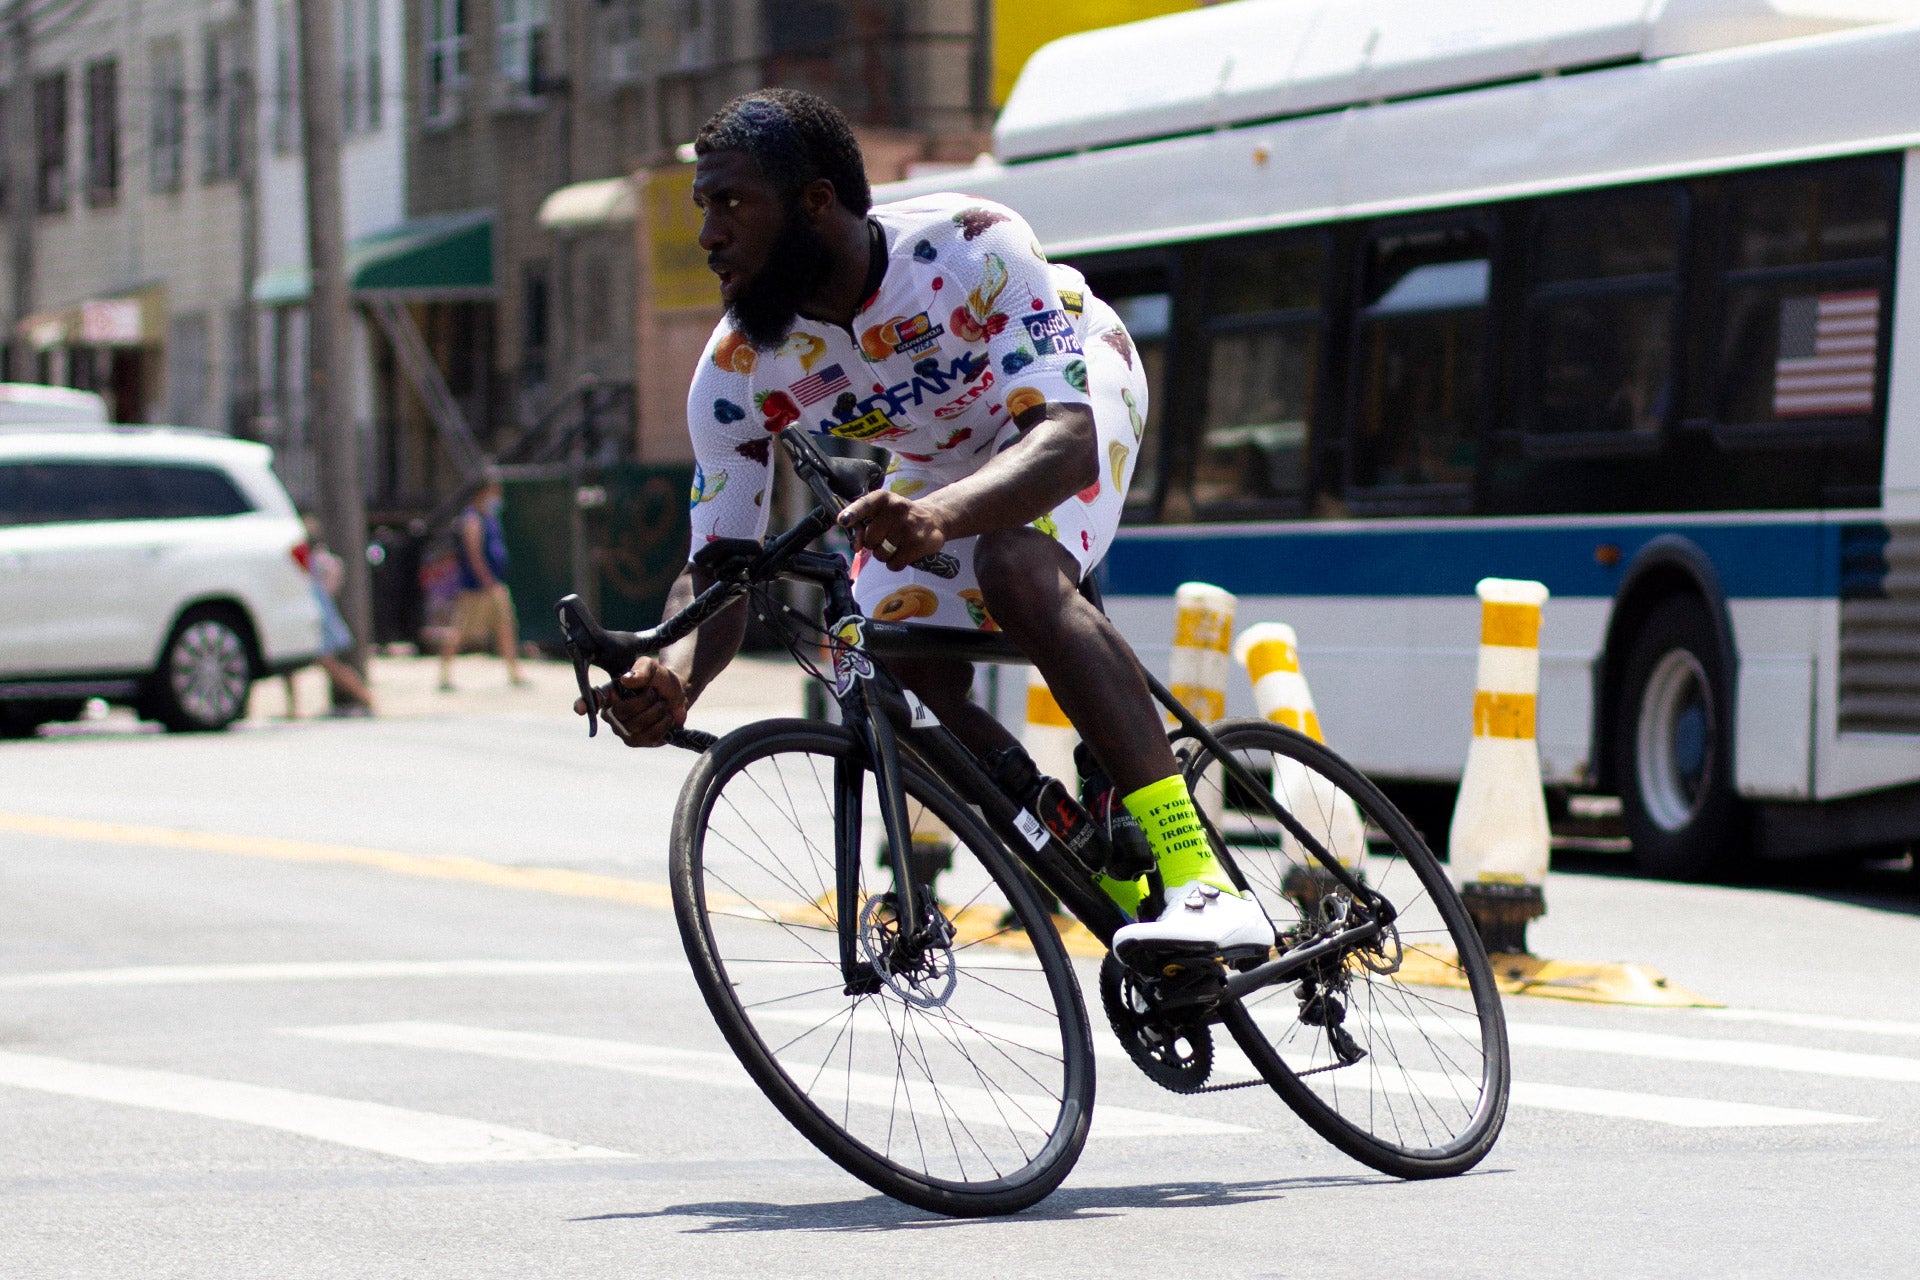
[34,71,67,214]
[364,0,384,129]
[271,4,299,153]
[83,59,118,207]
[150,40,186,191]
[1351,224,1490,493]
[496,0,551,100]
[522,260,549,386]
[1197,236,1324,510]
[202,25,243,181]
[167,312,211,428]
[1523,186,1680,443]
[603,0,645,84]
[674,0,714,70]
[423,0,468,124]
[1714,158,1897,429]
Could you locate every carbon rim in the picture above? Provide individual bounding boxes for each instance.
[679,726,1090,1200]
[1184,720,1507,1170]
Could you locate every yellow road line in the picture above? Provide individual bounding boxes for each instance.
[0,811,675,912]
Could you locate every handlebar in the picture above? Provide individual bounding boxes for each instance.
[560,425,960,743]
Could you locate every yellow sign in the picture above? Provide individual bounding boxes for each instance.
[993,0,1204,105]
[646,164,714,312]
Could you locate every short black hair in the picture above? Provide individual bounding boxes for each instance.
[694,88,872,216]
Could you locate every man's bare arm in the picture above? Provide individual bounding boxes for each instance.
[837,402,1097,570]
[575,561,749,746]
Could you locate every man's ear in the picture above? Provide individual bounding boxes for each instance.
[800,176,839,223]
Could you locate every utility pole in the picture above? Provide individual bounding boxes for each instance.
[234,0,261,438]
[6,3,33,380]
[297,0,370,674]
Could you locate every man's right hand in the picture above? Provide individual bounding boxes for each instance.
[574,657,689,747]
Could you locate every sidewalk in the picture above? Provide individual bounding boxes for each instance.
[248,650,812,724]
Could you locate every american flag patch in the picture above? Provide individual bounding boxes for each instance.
[791,363,851,406]
[1773,290,1879,418]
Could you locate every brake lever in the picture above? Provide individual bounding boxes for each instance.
[557,595,606,738]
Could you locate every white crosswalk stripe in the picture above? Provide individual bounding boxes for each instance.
[288,1021,1253,1138]
[0,1050,633,1163]
[765,1008,1872,1129]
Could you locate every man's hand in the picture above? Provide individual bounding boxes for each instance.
[572,657,689,747]
[838,490,949,572]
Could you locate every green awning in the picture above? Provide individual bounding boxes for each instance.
[251,210,496,305]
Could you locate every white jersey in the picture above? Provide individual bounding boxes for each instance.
[686,192,1148,629]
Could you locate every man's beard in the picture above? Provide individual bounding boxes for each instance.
[726,205,834,350]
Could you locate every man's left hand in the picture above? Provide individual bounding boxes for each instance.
[838,490,948,572]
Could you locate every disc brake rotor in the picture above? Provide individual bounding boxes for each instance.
[857,893,957,1009]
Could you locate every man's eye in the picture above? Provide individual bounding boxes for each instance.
[725,197,741,210]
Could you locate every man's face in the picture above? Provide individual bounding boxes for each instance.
[693,149,831,349]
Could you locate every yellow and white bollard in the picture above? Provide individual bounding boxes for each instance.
[1167,582,1237,725]
[1449,577,1551,954]
[1023,670,1081,791]
[1233,623,1364,876]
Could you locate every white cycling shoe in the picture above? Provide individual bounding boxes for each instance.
[1112,881,1277,969]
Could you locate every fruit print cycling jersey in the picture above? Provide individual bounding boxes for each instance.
[686,192,1149,630]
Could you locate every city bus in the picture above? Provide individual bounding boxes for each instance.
[872,0,1920,877]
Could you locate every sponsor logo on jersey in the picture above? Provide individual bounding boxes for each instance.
[822,351,991,433]
[1021,309,1082,356]
[1058,289,1084,316]
[933,368,997,419]
[861,311,945,360]
[825,406,909,442]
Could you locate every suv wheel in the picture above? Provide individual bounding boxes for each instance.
[149,608,254,732]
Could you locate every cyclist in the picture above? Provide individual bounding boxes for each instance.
[587,89,1270,966]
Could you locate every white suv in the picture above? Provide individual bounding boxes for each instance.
[0,428,322,735]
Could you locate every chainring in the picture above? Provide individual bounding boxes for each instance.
[1099,952,1214,1094]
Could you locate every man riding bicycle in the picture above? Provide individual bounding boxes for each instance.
[588,89,1270,965]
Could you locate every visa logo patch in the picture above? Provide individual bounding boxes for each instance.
[1021,309,1082,356]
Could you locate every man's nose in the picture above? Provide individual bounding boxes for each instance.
[697,209,726,252]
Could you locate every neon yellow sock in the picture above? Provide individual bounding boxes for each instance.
[1121,775,1236,893]
[1097,873,1146,916]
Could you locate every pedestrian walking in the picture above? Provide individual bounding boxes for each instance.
[437,477,530,691]
[285,518,376,716]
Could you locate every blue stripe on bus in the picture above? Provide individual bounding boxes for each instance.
[1103,521,1843,600]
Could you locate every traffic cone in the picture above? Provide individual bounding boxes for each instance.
[1449,577,1551,955]
[1023,670,1080,793]
[1167,582,1236,725]
[1234,623,1365,910]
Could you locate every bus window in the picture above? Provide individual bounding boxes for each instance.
[1195,236,1325,512]
[1525,186,1681,441]
[1076,259,1171,517]
[1716,159,1896,429]
[1352,225,1489,494]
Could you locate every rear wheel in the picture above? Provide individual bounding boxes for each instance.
[1611,595,1741,879]
[672,720,1095,1217]
[1178,719,1510,1179]
[147,608,253,732]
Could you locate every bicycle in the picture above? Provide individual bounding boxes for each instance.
[558,425,1510,1218]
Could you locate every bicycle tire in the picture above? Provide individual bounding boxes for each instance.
[1179,718,1510,1178]
[671,719,1096,1216]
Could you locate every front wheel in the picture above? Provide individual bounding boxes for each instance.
[1178,719,1510,1179]
[671,720,1096,1217]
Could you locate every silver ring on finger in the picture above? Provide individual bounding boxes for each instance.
[879,538,897,556]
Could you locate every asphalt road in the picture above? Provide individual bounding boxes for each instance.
[2,655,1917,1279]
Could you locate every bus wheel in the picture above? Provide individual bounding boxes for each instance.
[1612,595,1742,879]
